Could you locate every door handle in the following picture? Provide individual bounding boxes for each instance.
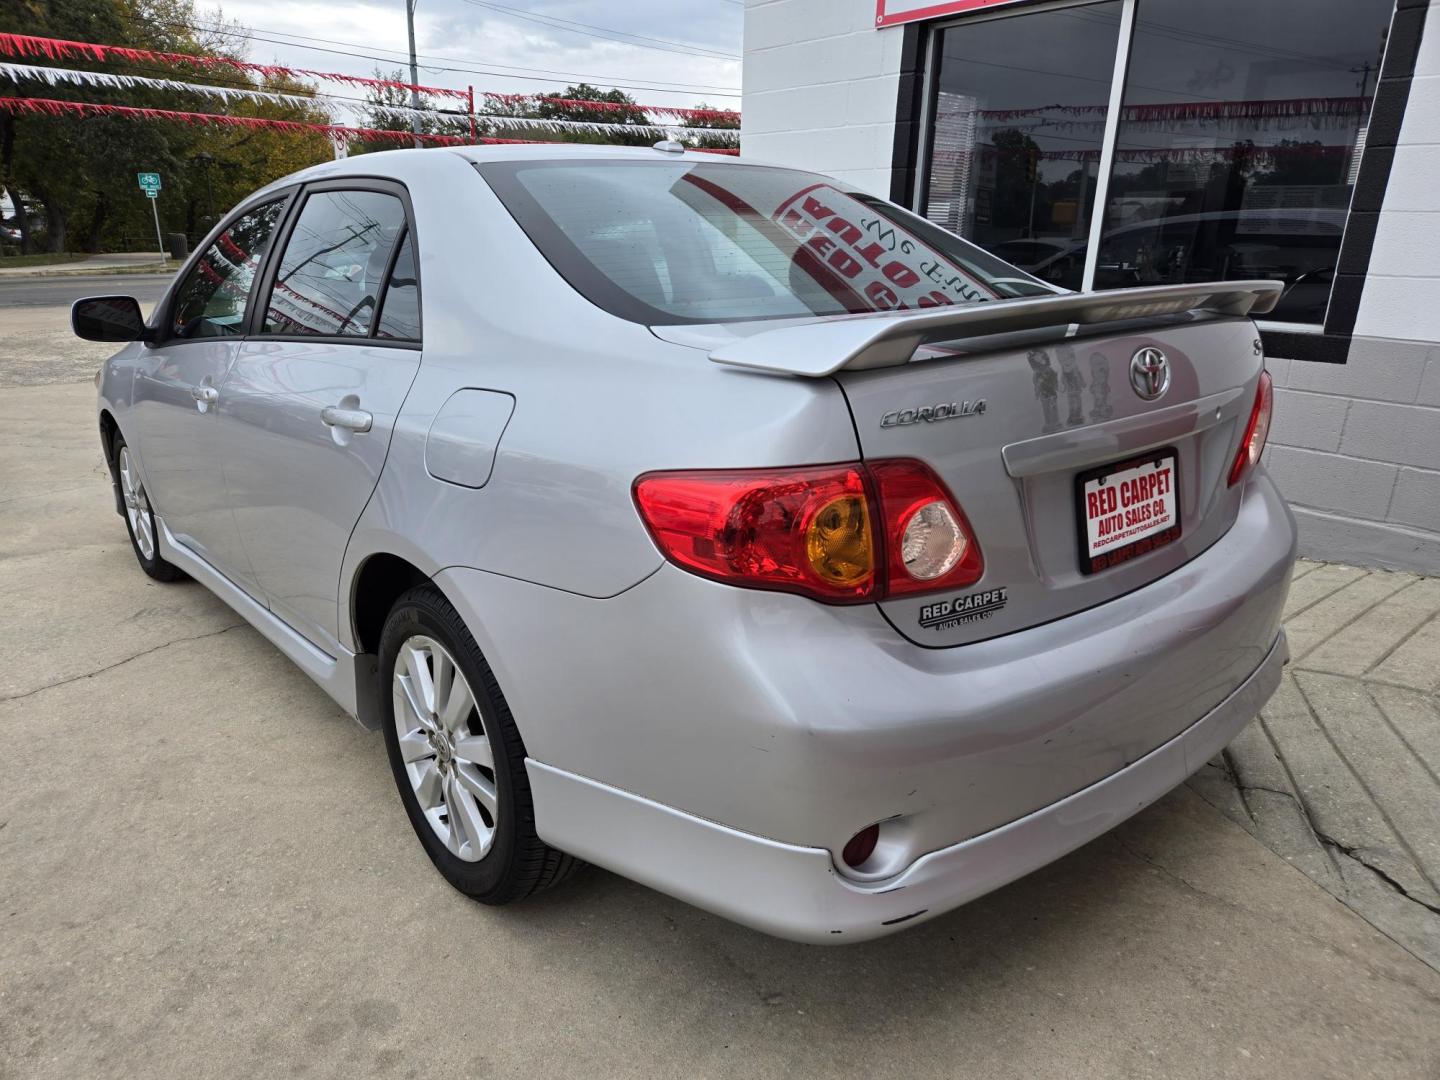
[190,385,219,405]
[321,405,373,433]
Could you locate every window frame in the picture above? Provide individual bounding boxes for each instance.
[153,187,297,348]
[247,176,422,350]
[373,226,422,343]
[906,0,1419,362]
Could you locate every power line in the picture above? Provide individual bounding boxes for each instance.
[0,49,740,125]
[115,12,743,96]
[456,0,740,61]
[227,28,743,95]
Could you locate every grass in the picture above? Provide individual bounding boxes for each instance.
[0,255,181,276]
[84,260,182,275]
[0,252,90,268]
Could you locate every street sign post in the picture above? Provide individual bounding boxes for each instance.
[137,172,165,265]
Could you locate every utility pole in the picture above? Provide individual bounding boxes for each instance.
[406,0,422,148]
[195,152,215,227]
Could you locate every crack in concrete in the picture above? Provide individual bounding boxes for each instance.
[1292,673,1440,900]
[1233,779,1297,803]
[1114,835,1216,902]
[1315,833,1440,917]
[1219,748,1260,826]
[1216,760,1440,923]
[0,624,246,704]
[1115,824,1440,993]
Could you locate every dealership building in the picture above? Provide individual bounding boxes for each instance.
[742,0,1440,572]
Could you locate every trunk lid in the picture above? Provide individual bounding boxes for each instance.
[655,305,1268,647]
[834,316,1263,646]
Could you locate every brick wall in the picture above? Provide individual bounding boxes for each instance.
[741,0,904,196]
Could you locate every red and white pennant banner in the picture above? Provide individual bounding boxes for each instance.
[0,95,492,146]
[0,63,737,141]
[483,92,738,125]
[0,61,334,112]
[969,96,1372,123]
[0,31,469,99]
[0,95,741,153]
[929,143,1355,164]
[0,33,742,127]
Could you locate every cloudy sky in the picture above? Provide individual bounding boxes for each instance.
[193,0,744,110]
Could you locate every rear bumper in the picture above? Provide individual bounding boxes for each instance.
[527,629,1287,943]
[437,469,1295,940]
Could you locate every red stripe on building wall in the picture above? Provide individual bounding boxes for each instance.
[875,0,1030,29]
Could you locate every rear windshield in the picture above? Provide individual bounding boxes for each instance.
[477,160,1051,325]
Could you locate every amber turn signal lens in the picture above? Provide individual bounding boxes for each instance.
[805,494,874,587]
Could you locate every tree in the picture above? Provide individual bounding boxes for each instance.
[987,128,1045,237]
[350,69,468,155]
[531,84,651,147]
[0,0,336,253]
[537,84,646,125]
[677,101,738,151]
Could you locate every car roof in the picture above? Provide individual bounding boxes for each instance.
[251,143,756,201]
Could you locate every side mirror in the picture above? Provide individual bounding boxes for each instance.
[72,296,149,342]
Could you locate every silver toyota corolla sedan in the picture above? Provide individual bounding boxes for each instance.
[74,144,1295,943]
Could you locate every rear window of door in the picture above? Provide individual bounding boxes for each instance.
[170,200,286,339]
[375,229,421,341]
[262,190,408,338]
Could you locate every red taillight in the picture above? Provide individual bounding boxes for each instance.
[868,459,984,598]
[633,464,877,601]
[632,459,982,604]
[1228,371,1274,487]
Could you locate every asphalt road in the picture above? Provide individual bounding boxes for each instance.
[2,305,1439,1078]
[0,273,170,308]
[0,274,169,388]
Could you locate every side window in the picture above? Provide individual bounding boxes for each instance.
[375,230,421,341]
[170,201,285,339]
[263,190,407,337]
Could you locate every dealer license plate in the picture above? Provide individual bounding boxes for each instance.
[1076,450,1180,575]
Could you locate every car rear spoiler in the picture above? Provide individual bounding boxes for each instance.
[708,280,1283,377]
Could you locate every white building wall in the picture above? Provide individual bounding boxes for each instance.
[741,0,1440,572]
[1264,0,1440,572]
[742,0,907,196]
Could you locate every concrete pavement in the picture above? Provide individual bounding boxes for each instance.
[0,277,168,388]
[1189,562,1440,971]
[1,319,1439,1075]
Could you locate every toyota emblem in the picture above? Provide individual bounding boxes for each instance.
[1129,346,1171,401]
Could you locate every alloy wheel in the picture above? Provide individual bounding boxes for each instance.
[392,635,498,862]
[117,446,155,560]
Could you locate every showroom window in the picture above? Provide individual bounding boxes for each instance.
[918,0,1396,326]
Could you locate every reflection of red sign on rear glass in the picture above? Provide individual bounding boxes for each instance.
[772,183,994,313]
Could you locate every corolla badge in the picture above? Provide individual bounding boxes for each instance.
[880,400,986,428]
[1129,346,1171,401]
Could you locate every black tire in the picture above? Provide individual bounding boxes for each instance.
[379,584,581,904]
[110,433,185,583]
